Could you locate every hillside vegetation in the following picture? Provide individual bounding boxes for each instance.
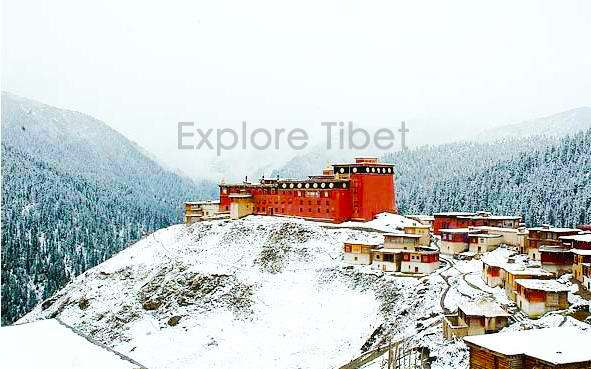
[1,92,217,324]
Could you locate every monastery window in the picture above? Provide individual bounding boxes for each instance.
[299,208,303,212]
[300,200,303,205]
[317,208,320,213]
[326,209,330,213]
[326,201,329,205]
[309,208,312,212]
[281,208,284,213]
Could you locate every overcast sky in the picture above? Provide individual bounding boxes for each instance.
[3,0,591,178]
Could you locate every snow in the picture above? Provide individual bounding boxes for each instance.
[515,279,571,292]
[0,319,137,369]
[460,300,510,317]
[464,327,591,364]
[16,220,590,369]
[321,212,419,232]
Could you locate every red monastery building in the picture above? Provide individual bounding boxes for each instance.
[218,157,396,223]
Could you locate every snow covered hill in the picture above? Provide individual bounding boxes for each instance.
[18,216,589,369]
[18,216,443,368]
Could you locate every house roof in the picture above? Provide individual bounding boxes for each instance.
[572,249,591,256]
[459,300,511,317]
[405,214,435,221]
[505,266,553,276]
[383,233,422,238]
[515,279,570,292]
[344,240,381,247]
[539,245,572,253]
[560,233,591,242]
[433,212,476,217]
[464,327,591,365]
[528,226,580,233]
[469,233,502,239]
[185,200,220,205]
[439,228,476,234]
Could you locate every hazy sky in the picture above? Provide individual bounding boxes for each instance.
[3,0,591,178]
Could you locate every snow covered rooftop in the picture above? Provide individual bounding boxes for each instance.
[0,319,139,369]
[459,300,510,317]
[469,233,502,239]
[473,226,528,234]
[433,212,475,217]
[344,240,381,246]
[559,233,591,242]
[405,214,434,221]
[528,226,580,233]
[515,279,570,292]
[439,228,475,234]
[185,200,220,205]
[506,266,553,276]
[464,327,591,365]
[573,249,591,256]
[539,245,572,253]
[383,233,422,238]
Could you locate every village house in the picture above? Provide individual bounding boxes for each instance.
[503,265,554,301]
[464,327,591,369]
[573,249,591,284]
[473,226,528,251]
[383,233,422,250]
[400,249,439,274]
[524,225,580,261]
[560,233,591,283]
[440,228,481,254]
[369,233,440,274]
[184,200,222,223]
[371,248,402,272]
[514,279,570,318]
[468,233,503,254]
[540,245,573,276]
[582,263,591,290]
[481,255,507,288]
[405,214,434,229]
[402,224,431,246]
[343,241,380,265]
[443,300,510,340]
[433,211,521,235]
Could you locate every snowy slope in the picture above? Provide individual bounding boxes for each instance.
[18,217,590,369]
[0,319,138,369]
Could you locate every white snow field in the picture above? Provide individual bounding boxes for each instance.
[0,319,138,369]
[18,215,590,369]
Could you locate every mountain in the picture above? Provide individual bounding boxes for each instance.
[475,107,591,141]
[1,92,218,325]
[408,129,591,227]
[387,135,557,215]
[17,217,450,368]
[270,107,591,181]
[18,217,586,369]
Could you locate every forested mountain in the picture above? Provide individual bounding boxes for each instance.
[1,92,218,325]
[386,136,557,215]
[403,130,591,227]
